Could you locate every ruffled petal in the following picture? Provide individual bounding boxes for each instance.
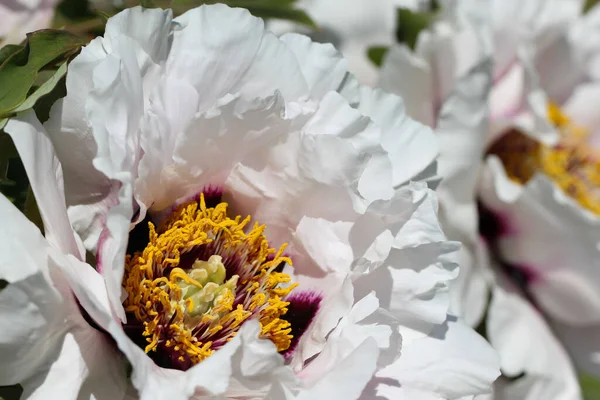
[355,184,460,329]
[349,86,439,188]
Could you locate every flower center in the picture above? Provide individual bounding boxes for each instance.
[122,194,297,369]
[488,103,600,215]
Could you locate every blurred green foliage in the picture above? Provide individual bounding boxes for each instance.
[582,373,600,400]
[584,0,600,13]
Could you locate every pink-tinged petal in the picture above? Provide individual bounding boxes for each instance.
[0,0,57,45]
[479,156,600,325]
[491,42,559,147]
[561,82,600,146]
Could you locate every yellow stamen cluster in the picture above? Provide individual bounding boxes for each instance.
[123,194,298,365]
[489,103,600,215]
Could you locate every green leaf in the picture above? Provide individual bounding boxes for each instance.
[0,45,24,66]
[585,0,600,12]
[34,74,68,124]
[140,0,156,7]
[13,61,68,114]
[57,0,95,21]
[367,46,389,67]
[0,30,86,117]
[581,373,600,400]
[0,131,17,161]
[0,384,22,400]
[395,7,434,50]
[0,145,29,210]
[24,186,44,232]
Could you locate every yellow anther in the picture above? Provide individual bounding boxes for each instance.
[169,267,204,289]
[122,193,298,366]
[489,103,600,215]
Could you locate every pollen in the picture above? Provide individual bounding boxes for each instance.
[123,193,298,367]
[488,103,600,215]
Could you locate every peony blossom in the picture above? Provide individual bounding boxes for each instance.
[5,4,500,399]
[0,0,58,46]
[375,0,586,398]
[478,0,600,382]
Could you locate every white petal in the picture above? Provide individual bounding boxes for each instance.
[378,44,436,128]
[448,239,491,327]
[279,33,348,99]
[5,111,83,259]
[135,77,201,213]
[351,86,439,188]
[0,194,64,385]
[169,93,289,212]
[21,330,128,400]
[378,315,500,399]
[44,40,118,253]
[553,321,600,379]
[359,184,460,328]
[486,281,581,400]
[0,194,126,398]
[298,339,379,400]
[436,58,491,241]
[561,82,600,143]
[233,33,309,101]
[44,38,116,207]
[103,7,173,72]
[491,42,559,147]
[168,5,299,108]
[226,95,369,247]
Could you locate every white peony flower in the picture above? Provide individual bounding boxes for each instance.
[478,0,600,382]
[479,0,600,324]
[3,4,500,399]
[375,0,586,398]
[0,0,58,46]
